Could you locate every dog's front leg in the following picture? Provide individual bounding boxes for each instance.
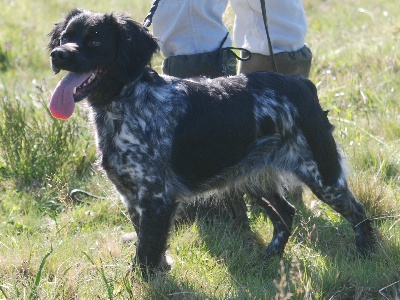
[135,190,176,276]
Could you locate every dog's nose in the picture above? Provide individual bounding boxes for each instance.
[51,48,70,63]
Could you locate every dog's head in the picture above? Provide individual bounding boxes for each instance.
[47,9,159,119]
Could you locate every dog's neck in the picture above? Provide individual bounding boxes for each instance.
[88,67,162,108]
[86,71,144,108]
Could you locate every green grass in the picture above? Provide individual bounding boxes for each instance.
[0,0,399,299]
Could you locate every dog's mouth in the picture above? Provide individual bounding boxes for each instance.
[73,69,105,101]
[49,69,105,120]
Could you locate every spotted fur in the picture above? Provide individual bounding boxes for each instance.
[48,10,375,274]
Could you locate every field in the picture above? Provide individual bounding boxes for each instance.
[0,0,399,299]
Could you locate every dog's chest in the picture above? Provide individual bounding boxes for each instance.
[95,107,172,194]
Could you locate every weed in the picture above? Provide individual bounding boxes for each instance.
[0,83,95,189]
[82,251,114,299]
[0,44,11,72]
[30,246,53,299]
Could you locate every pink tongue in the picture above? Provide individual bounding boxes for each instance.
[49,71,92,120]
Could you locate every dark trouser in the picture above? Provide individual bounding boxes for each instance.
[238,46,312,78]
[162,45,312,79]
[163,48,237,78]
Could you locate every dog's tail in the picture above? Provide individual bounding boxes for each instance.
[248,72,343,185]
[296,77,342,185]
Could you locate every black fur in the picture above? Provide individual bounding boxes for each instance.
[48,10,375,274]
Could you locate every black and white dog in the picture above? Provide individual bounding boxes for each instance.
[48,9,375,273]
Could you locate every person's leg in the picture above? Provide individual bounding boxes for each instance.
[152,0,237,78]
[231,0,312,78]
[231,0,310,202]
[151,1,249,225]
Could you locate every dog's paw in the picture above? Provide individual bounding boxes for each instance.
[355,236,377,259]
[264,244,285,259]
[133,252,174,281]
[355,220,377,258]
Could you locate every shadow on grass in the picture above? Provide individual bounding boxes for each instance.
[172,196,388,298]
[125,192,399,299]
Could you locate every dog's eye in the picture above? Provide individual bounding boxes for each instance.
[88,41,101,47]
[60,36,68,45]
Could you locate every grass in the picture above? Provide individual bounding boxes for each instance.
[0,0,399,299]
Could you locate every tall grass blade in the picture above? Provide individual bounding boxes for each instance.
[83,251,114,299]
[29,246,53,299]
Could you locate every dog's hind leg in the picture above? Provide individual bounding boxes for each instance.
[248,190,296,257]
[295,160,375,255]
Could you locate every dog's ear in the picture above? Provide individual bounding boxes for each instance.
[47,8,84,51]
[108,13,159,79]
